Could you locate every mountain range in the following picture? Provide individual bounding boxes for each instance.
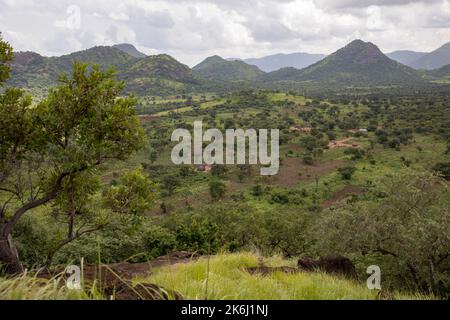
[260,40,423,85]
[410,43,450,70]
[6,41,450,95]
[229,53,326,72]
[230,43,450,72]
[385,43,450,70]
[8,45,199,95]
[386,50,427,67]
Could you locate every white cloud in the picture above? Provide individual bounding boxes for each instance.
[0,0,449,65]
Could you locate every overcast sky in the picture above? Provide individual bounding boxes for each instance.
[1,0,450,66]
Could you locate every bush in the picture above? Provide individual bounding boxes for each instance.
[209,179,227,200]
[175,220,219,254]
[433,162,450,181]
[251,185,264,197]
[314,173,450,297]
[338,167,357,180]
[270,192,290,204]
[344,148,365,160]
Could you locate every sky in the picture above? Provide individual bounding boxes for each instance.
[1,0,450,66]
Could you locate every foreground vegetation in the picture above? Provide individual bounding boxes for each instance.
[146,253,431,300]
[0,253,432,300]
[1,35,450,300]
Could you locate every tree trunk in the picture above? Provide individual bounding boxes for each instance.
[428,257,437,296]
[0,231,23,275]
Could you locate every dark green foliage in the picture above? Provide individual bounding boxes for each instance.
[175,220,219,254]
[211,164,228,177]
[103,168,158,215]
[433,162,450,180]
[251,185,264,197]
[209,179,227,200]
[338,166,357,180]
[161,174,182,196]
[314,173,450,297]
[0,38,147,272]
[0,34,13,83]
[344,148,365,160]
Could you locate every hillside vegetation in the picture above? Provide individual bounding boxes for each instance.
[7,46,199,96]
[9,39,450,98]
[1,35,450,300]
[193,55,265,82]
[263,40,423,85]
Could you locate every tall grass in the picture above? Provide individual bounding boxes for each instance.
[145,252,431,300]
[0,253,432,300]
[0,271,103,300]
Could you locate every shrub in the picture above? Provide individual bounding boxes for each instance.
[338,167,357,180]
[209,179,227,200]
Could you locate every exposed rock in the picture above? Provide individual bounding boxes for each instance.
[298,255,357,279]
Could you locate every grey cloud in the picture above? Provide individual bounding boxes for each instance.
[127,8,175,29]
[1,0,449,65]
[314,0,442,9]
[245,20,300,42]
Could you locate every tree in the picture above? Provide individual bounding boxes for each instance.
[433,163,450,181]
[103,167,158,215]
[211,164,228,178]
[0,35,13,83]
[209,179,226,200]
[0,37,146,274]
[237,165,252,183]
[338,166,357,180]
[315,173,450,297]
[161,174,181,197]
[175,219,219,254]
[45,172,108,265]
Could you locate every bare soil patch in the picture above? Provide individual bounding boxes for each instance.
[271,159,346,187]
[322,185,364,208]
[328,138,360,149]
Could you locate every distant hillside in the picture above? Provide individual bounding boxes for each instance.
[260,67,304,82]
[411,43,450,70]
[236,52,326,72]
[430,64,450,79]
[49,46,138,74]
[262,40,423,86]
[387,50,427,67]
[120,54,200,95]
[8,46,137,90]
[7,46,203,96]
[6,41,434,95]
[193,55,265,82]
[113,43,147,58]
